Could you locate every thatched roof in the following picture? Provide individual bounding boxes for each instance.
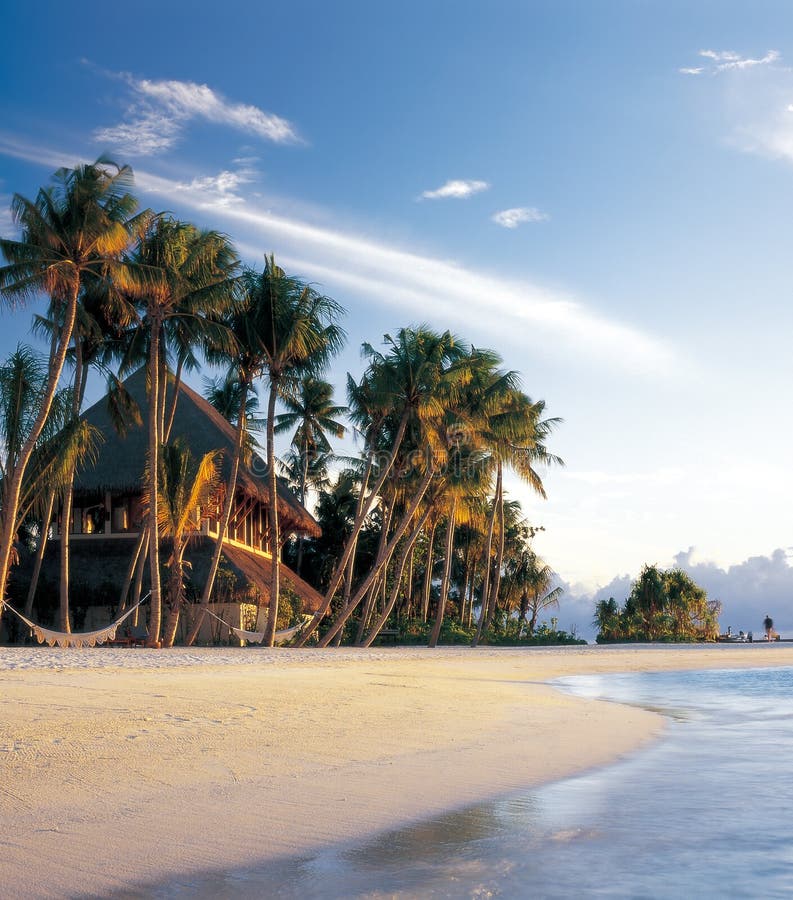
[76,368,320,538]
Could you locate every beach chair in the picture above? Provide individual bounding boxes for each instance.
[127,624,149,647]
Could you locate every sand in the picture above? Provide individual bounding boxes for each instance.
[2,642,793,898]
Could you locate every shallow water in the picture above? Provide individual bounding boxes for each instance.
[121,666,793,899]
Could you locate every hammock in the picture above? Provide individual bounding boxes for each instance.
[0,593,151,649]
[203,607,308,645]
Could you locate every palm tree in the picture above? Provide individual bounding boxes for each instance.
[474,391,562,645]
[126,216,238,646]
[0,159,143,614]
[241,256,345,646]
[503,548,562,634]
[298,327,467,646]
[0,347,100,625]
[145,439,221,647]
[274,376,346,505]
[315,328,471,646]
[275,376,345,576]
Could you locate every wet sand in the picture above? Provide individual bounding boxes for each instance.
[2,643,792,898]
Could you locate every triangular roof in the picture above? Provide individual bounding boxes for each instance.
[76,368,320,537]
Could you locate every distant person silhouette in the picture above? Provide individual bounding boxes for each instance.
[764,615,774,641]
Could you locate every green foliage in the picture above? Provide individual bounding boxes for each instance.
[594,565,720,642]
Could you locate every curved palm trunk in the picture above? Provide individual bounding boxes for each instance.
[421,519,437,622]
[296,408,410,646]
[355,501,392,644]
[24,491,55,618]
[361,504,431,647]
[472,483,499,647]
[0,284,78,622]
[184,383,248,647]
[483,464,505,637]
[317,461,435,647]
[294,437,310,576]
[116,529,148,614]
[429,498,456,648]
[146,318,163,647]
[163,355,184,443]
[263,377,281,647]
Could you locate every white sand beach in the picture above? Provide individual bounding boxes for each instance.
[3,643,793,898]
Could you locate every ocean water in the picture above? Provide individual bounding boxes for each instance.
[132,666,793,899]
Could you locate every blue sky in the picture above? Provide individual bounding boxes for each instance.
[3,0,793,634]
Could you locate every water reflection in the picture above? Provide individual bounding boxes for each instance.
[122,667,793,899]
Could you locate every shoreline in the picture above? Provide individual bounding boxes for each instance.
[3,644,793,898]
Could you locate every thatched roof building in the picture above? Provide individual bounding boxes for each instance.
[23,368,326,623]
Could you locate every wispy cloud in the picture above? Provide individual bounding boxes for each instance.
[0,135,676,376]
[420,179,490,200]
[93,74,300,156]
[491,206,549,228]
[679,49,780,75]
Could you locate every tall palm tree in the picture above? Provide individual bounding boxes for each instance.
[145,439,221,647]
[0,159,144,613]
[474,392,562,645]
[241,256,345,646]
[504,548,562,634]
[298,327,467,646]
[315,328,471,646]
[275,376,345,576]
[126,216,238,646]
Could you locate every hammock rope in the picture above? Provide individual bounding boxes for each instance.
[0,592,151,649]
[202,606,307,645]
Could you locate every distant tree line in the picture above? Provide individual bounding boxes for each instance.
[594,564,721,642]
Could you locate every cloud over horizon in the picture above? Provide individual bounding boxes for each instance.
[93,74,300,156]
[562,547,793,641]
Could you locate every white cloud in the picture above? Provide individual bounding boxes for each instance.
[421,179,490,200]
[131,168,672,375]
[0,136,677,376]
[169,169,254,208]
[93,75,299,156]
[680,49,781,76]
[491,206,549,228]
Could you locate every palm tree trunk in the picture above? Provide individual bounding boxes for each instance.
[483,464,505,637]
[263,377,281,647]
[296,408,411,646]
[317,460,435,647]
[163,355,184,443]
[421,519,437,622]
[429,499,456,648]
[355,501,391,644]
[146,317,163,647]
[131,530,148,628]
[473,473,499,647]
[117,529,148,614]
[295,437,310,576]
[0,285,78,623]
[361,505,431,647]
[58,342,85,633]
[162,544,186,648]
[24,491,55,617]
[184,382,249,646]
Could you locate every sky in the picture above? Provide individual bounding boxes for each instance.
[2,0,793,637]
